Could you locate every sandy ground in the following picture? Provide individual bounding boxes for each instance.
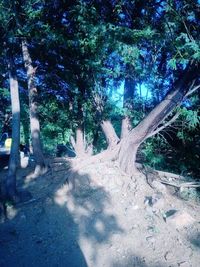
[0,160,200,267]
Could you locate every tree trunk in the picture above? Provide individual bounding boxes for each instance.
[2,46,20,200]
[118,63,199,174]
[118,139,139,175]
[21,38,46,175]
[121,116,132,139]
[121,65,135,138]
[71,127,86,157]
[101,120,120,149]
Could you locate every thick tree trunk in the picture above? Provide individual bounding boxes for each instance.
[118,140,139,175]
[117,64,199,174]
[121,116,132,139]
[21,38,46,175]
[2,47,20,200]
[69,65,199,178]
[101,120,120,149]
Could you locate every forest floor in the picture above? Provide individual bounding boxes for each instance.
[0,157,200,267]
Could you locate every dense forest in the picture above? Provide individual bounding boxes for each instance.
[0,0,200,201]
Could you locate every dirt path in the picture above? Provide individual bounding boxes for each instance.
[0,162,200,267]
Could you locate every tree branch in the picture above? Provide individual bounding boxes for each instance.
[70,136,76,151]
[147,111,180,138]
[185,84,200,98]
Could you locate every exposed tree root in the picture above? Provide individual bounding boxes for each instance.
[161,181,200,188]
[26,164,49,180]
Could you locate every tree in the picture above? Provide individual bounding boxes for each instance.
[21,38,46,175]
[66,0,200,176]
[2,44,20,200]
[0,0,47,175]
[1,0,200,185]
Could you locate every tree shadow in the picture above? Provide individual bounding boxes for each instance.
[0,163,123,267]
[189,233,200,249]
[54,167,124,264]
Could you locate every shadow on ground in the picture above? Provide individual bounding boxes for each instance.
[189,233,200,249]
[0,164,123,267]
[0,155,9,170]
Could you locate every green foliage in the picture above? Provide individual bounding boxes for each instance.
[0,0,200,180]
[179,107,200,129]
[168,58,177,70]
[142,139,166,169]
[0,87,10,99]
[179,187,200,201]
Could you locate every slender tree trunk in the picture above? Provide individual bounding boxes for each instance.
[21,38,46,175]
[74,127,85,156]
[70,96,89,157]
[2,46,20,200]
[121,65,135,138]
[71,126,93,157]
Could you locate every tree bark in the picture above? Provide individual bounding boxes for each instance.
[101,120,120,149]
[118,140,139,174]
[21,38,46,175]
[121,116,132,139]
[2,46,20,200]
[71,127,87,157]
[71,126,93,157]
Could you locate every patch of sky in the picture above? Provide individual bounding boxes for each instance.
[119,13,125,20]
[183,99,192,108]
[141,9,146,15]
[137,83,152,99]
[108,81,152,108]
[108,81,124,108]
[187,12,196,22]
[156,0,166,18]
[57,64,64,70]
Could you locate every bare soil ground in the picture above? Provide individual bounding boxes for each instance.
[0,159,200,267]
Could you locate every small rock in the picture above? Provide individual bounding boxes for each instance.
[166,210,195,229]
[146,236,155,243]
[164,251,173,261]
[144,193,164,210]
[147,225,159,234]
[163,209,178,221]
